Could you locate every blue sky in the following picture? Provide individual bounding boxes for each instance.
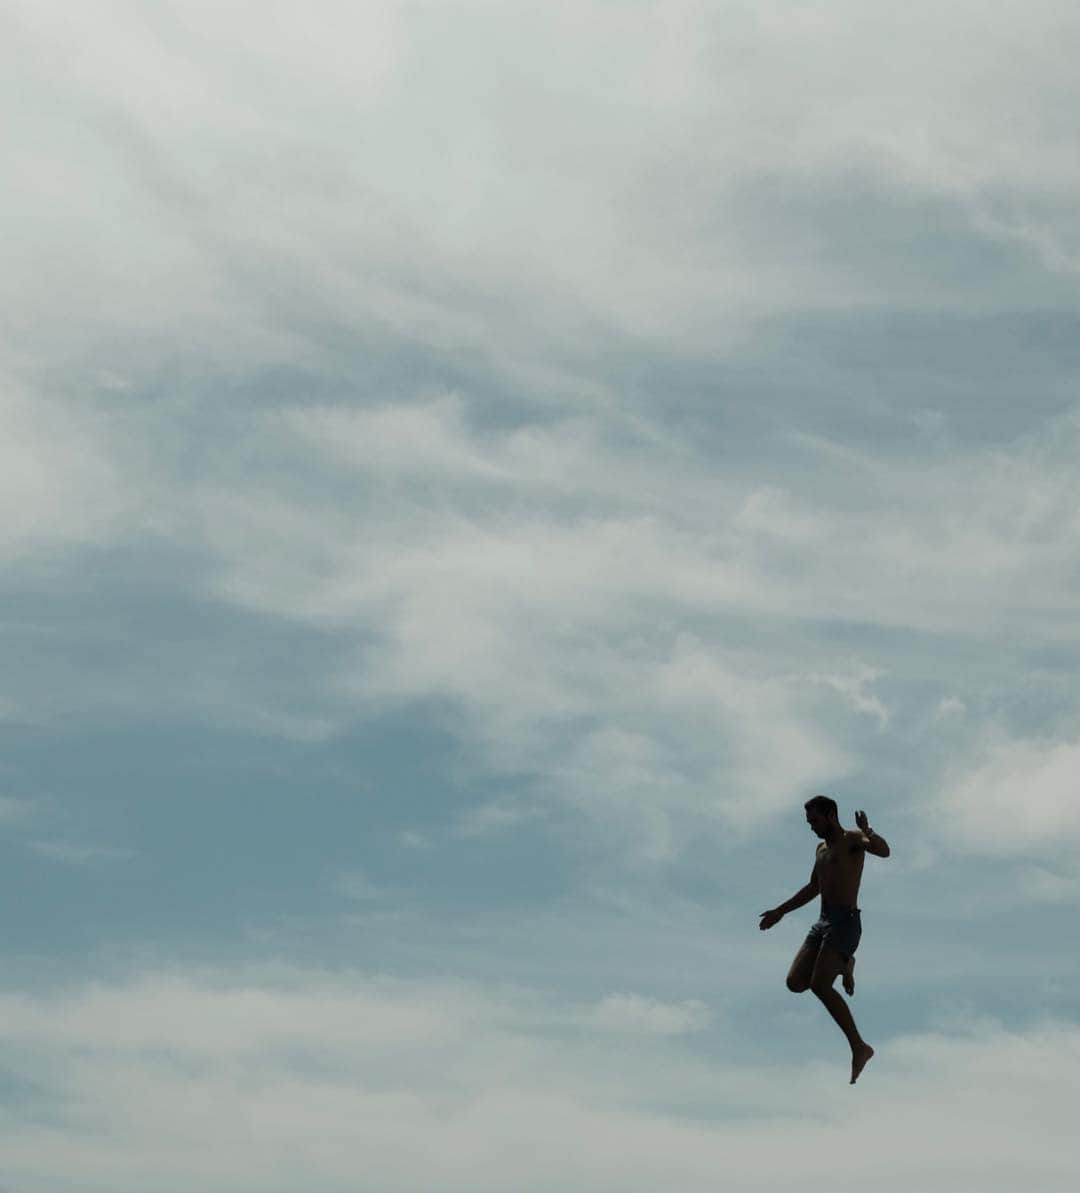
[3,0,1080,1188]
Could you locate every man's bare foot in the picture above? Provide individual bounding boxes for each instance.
[842,957,855,996]
[850,1043,874,1084]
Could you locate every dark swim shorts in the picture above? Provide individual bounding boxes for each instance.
[804,904,862,961]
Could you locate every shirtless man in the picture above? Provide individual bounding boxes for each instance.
[759,795,890,1084]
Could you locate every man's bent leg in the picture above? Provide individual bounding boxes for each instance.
[786,940,820,993]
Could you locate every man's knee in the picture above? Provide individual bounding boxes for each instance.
[786,975,810,993]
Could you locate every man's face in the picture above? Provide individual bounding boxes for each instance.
[806,809,829,837]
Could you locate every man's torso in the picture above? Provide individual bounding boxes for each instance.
[814,830,866,909]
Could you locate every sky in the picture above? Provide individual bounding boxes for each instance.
[3,0,1080,1188]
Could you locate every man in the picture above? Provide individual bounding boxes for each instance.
[759,795,890,1084]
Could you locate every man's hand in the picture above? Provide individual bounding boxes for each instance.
[759,908,784,930]
[855,809,872,834]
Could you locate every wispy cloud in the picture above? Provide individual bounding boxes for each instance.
[166,393,1080,864]
[938,732,1080,855]
[0,965,1075,1192]
[8,0,1080,401]
[28,840,135,865]
[585,992,712,1036]
[453,799,549,840]
[0,382,135,562]
[331,868,389,902]
[4,2,1080,1184]
[0,796,36,823]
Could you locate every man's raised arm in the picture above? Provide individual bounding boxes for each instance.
[854,809,890,857]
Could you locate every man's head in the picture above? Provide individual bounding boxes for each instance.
[804,794,839,838]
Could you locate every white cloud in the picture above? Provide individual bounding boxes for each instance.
[4,370,1080,862]
[0,383,134,561]
[0,966,1076,1192]
[800,665,890,728]
[1014,865,1080,904]
[331,869,388,902]
[8,0,1080,398]
[268,396,1080,646]
[28,840,135,865]
[939,734,1080,856]
[0,796,36,823]
[179,394,1080,855]
[453,799,549,840]
[5,0,1080,875]
[586,992,711,1036]
[190,405,855,853]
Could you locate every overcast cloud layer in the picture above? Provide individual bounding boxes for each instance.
[4,1,1080,1188]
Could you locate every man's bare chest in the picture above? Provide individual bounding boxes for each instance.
[816,841,864,882]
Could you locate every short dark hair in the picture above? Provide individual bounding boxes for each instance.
[804,794,838,819]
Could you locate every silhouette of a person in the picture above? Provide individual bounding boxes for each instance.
[760,796,890,1083]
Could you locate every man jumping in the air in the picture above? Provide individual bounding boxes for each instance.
[759,795,890,1084]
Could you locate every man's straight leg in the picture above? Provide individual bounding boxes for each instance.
[810,946,874,1083]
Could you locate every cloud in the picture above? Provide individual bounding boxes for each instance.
[453,799,549,840]
[2,10,1078,1185]
[0,382,134,562]
[28,840,135,865]
[4,0,1080,886]
[938,733,1080,856]
[199,441,852,852]
[1013,865,1080,904]
[0,796,36,823]
[0,965,1076,1192]
[936,696,967,719]
[799,665,890,728]
[5,373,1080,867]
[585,992,711,1036]
[174,392,1080,856]
[254,395,1080,648]
[8,0,1080,405]
[0,372,1051,865]
[330,869,388,902]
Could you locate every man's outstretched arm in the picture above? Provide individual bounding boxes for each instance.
[760,868,819,928]
[854,809,890,857]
